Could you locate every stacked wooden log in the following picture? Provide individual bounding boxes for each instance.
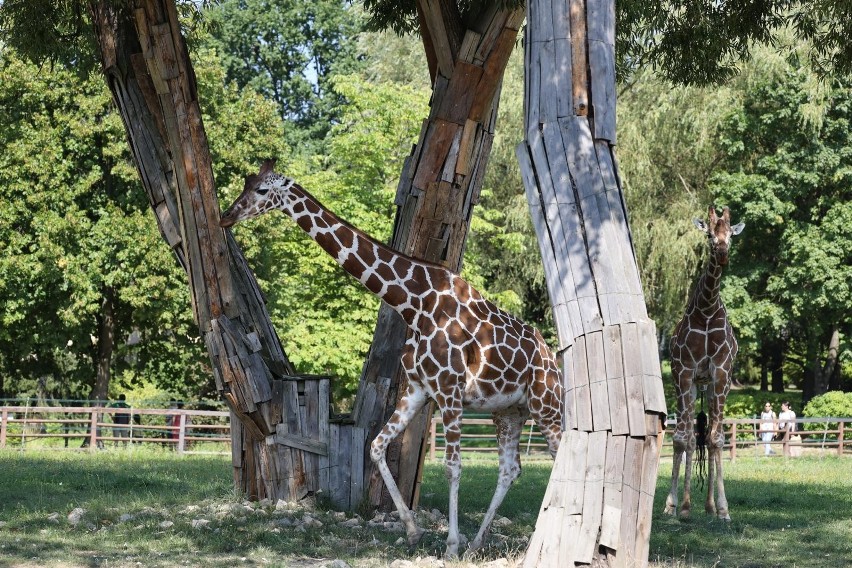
[517,0,667,566]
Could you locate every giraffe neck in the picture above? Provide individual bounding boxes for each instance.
[689,252,725,318]
[275,181,429,324]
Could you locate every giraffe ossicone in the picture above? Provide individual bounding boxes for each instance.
[220,160,564,557]
[665,205,744,522]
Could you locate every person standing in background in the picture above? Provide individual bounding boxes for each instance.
[759,402,777,456]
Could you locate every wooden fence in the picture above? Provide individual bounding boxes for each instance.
[0,405,230,454]
[427,415,852,460]
[3,405,850,461]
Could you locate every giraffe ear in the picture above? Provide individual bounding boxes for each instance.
[259,159,277,176]
[731,222,745,236]
[708,205,719,224]
[693,218,708,232]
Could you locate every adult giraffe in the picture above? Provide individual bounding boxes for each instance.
[665,206,744,521]
[220,160,563,557]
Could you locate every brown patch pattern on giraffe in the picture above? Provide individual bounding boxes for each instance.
[220,160,564,557]
[665,205,744,522]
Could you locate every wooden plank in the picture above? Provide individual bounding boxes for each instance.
[526,37,541,130]
[558,513,581,567]
[538,39,558,123]
[621,323,647,436]
[615,436,643,568]
[572,336,593,431]
[541,122,574,205]
[328,423,342,507]
[554,429,587,514]
[569,0,589,115]
[640,320,668,415]
[438,61,483,125]
[339,424,352,509]
[561,349,577,431]
[539,506,565,568]
[472,26,518,122]
[418,0,457,77]
[635,430,660,564]
[455,119,478,177]
[551,0,571,40]
[587,0,615,44]
[304,379,320,491]
[412,119,460,190]
[589,39,616,142]
[586,330,611,431]
[318,378,331,494]
[554,38,574,119]
[600,433,626,550]
[349,426,367,510]
[275,430,328,456]
[604,325,630,435]
[577,430,608,563]
[458,30,481,63]
[154,202,182,248]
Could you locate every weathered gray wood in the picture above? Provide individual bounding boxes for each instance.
[571,337,593,432]
[577,430,607,562]
[586,331,611,431]
[604,325,630,435]
[349,426,368,511]
[640,321,667,415]
[538,39,558,123]
[600,432,626,549]
[621,323,647,437]
[615,436,643,568]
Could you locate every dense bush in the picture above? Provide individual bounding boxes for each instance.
[802,391,852,439]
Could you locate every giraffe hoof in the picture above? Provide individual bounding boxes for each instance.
[678,509,691,520]
[718,512,731,522]
[406,526,426,547]
[663,505,676,516]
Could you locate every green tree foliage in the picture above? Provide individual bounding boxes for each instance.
[0,45,291,401]
[711,47,852,391]
[203,0,365,145]
[0,48,197,400]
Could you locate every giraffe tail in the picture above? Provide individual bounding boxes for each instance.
[694,410,708,489]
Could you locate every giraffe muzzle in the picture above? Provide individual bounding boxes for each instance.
[220,207,240,228]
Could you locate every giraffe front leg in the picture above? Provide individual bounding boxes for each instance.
[369,382,428,546]
[469,408,527,553]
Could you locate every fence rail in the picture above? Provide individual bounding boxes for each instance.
[3,405,850,460]
[0,405,230,454]
[427,415,852,460]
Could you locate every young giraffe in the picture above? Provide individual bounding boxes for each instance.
[665,206,744,521]
[220,160,563,557]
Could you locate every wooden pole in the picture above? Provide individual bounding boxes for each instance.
[0,409,7,448]
[838,421,845,456]
[730,422,737,461]
[518,0,666,565]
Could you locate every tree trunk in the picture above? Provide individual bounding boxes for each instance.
[352,1,525,511]
[89,0,319,501]
[91,286,116,402]
[517,0,666,566]
[769,338,785,393]
[815,327,839,397]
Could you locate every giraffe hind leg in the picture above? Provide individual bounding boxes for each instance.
[369,382,428,546]
[468,407,528,553]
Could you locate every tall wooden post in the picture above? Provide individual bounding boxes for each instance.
[517,0,667,566]
[352,2,525,510]
[89,0,330,502]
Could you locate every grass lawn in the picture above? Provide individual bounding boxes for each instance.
[0,449,849,567]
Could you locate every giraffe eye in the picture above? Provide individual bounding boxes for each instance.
[256,187,270,196]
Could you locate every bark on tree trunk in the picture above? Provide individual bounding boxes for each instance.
[517,0,666,565]
[815,327,839,397]
[91,286,116,402]
[352,2,525,511]
[769,338,785,393]
[89,0,316,501]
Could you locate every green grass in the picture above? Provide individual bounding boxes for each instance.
[0,450,849,567]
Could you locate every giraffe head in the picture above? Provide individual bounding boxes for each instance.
[693,206,744,265]
[220,159,292,228]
